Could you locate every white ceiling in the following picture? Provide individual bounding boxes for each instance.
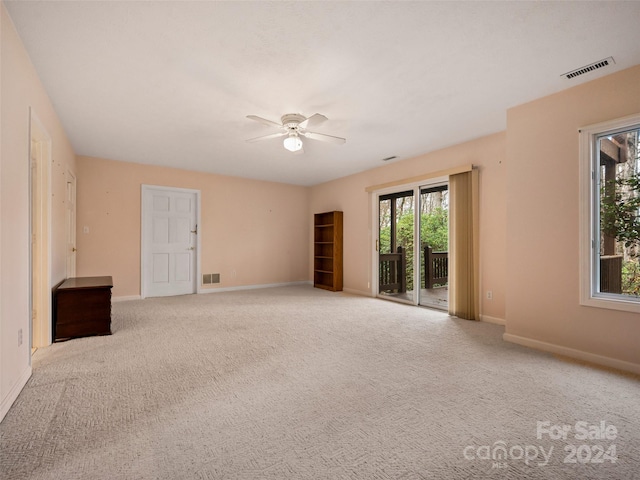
[5,1,640,186]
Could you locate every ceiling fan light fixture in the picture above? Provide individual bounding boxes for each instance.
[246,113,345,151]
[283,134,303,152]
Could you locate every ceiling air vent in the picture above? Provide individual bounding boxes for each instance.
[561,57,615,80]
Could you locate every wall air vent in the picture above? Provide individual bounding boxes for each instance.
[202,273,220,285]
[562,57,615,80]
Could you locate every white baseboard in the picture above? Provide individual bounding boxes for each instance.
[480,315,506,325]
[0,365,32,422]
[503,333,640,375]
[112,295,142,303]
[343,287,374,297]
[198,280,312,294]
[136,281,313,300]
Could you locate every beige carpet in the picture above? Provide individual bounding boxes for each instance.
[1,285,639,479]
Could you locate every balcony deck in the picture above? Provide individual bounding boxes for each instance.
[380,286,448,311]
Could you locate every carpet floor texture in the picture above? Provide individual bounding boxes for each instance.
[1,285,639,479]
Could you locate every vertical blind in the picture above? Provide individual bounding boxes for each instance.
[448,169,479,320]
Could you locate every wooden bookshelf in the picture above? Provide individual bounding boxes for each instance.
[314,211,343,292]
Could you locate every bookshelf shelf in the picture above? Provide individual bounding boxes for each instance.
[313,211,343,292]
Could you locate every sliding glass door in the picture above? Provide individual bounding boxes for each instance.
[376,183,449,310]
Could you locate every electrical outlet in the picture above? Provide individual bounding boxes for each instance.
[18,328,23,346]
[486,291,493,300]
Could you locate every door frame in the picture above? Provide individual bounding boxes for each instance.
[371,175,448,306]
[140,185,201,299]
[375,189,415,305]
[29,109,52,348]
[66,169,77,278]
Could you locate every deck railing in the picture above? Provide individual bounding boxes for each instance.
[379,246,406,293]
[600,255,622,294]
[424,246,448,289]
[379,245,448,293]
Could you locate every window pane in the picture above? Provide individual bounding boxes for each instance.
[378,192,414,301]
[379,198,391,254]
[396,194,414,296]
[597,126,640,298]
[419,186,449,309]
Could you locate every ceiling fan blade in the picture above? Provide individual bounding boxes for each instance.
[246,132,286,143]
[303,131,346,145]
[246,115,283,128]
[299,113,328,129]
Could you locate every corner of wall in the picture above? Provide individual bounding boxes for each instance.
[0,366,31,423]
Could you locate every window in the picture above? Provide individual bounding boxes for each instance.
[580,113,640,312]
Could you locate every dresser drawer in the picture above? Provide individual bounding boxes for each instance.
[53,276,113,341]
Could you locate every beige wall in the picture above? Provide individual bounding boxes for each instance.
[505,64,640,367]
[310,132,507,321]
[1,3,77,419]
[76,156,310,298]
[3,0,639,424]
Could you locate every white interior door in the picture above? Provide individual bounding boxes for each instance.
[142,186,199,298]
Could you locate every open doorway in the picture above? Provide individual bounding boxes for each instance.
[418,185,448,310]
[376,182,449,311]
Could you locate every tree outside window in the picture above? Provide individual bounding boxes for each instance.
[598,127,640,297]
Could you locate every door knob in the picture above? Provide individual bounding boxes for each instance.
[72,247,77,252]
[187,247,195,250]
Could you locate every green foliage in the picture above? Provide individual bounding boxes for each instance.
[379,226,391,253]
[421,207,448,251]
[622,260,640,296]
[601,175,640,249]
[601,171,640,296]
[379,208,448,291]
[397,212,415,248]
[397,213,415,290]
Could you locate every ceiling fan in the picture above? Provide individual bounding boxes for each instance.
[246,113,346,153]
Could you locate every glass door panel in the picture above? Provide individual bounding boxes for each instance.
[419,185,449,309]
[378,190,414,303]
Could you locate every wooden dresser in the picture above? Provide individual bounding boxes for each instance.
[53,276,113,341]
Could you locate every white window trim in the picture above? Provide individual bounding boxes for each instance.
[579,112,640,313]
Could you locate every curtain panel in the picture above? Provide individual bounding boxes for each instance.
[449,169,479,320]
